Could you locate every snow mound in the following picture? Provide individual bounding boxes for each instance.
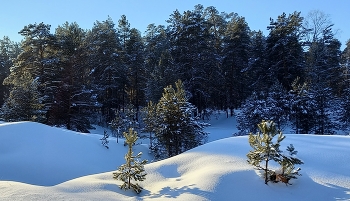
[0,121,350,200]
[0,121,152,186]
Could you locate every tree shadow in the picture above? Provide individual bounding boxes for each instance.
[101,170,350,201]
[142,184,213,199]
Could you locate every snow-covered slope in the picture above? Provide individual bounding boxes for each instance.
[0,121,153,186]
[0,121,350,200]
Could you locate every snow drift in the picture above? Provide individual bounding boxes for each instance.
[0,121,350,200]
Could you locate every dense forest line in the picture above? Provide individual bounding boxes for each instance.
[0,5,349,134]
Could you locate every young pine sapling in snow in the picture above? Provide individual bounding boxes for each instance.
[113,128,147,194]
[275,144,303,185]
[247,120,303,185]
[100,130,109,149]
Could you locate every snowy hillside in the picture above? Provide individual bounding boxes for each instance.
[0,119,350,200]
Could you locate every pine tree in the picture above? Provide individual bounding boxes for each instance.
[247,120,285,184]
[110,109,124,142]
[100,130,109,149]
[53,22,93,133]
[289,77,314,134]
[167,5,219,113]
[278,144,303,179]
[1,72,44,122]
[113,128,147,194]
[338,40,350,132]
[266,12,305,91]
[151,80,208,159]
[247,30,268,93]
[4,23,57,123]
[125,28,146,117]
[0,36,20,107]
[222,14,251,112]
[86,17,124,124]
[142,100,157,148]
[237,91,267,134]
[144,24,179,104]
[237,81,289,134]
[247,120,303,185]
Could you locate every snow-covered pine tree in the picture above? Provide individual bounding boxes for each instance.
[336,40,350,132]
[113,128,147,194]
[152,80,208,159]
[222,13,251,112]
[0,37,20,107]
[236,91,267,134]
[289,77,317,134]
[142,100,157,149]
[53,22,93,133]
[266,12,304,91]
[1,72,44,122]
[237,81,289,135]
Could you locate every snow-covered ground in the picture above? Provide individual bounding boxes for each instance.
[0,114,350,200]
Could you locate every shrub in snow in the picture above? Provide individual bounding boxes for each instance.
[100,130,109,149]
[247,120,303,185]
[113,128,147,194]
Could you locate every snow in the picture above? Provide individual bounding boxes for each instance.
[1,116,350,201]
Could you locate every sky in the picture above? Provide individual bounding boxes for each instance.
[0,0,349,50]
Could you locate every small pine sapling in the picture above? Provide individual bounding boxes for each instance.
[247,120,303,185]
[275,144,303,185]
[100,130,109,149]
[247,120,285,184]
[113,128,147,194]
[111,110,124,143]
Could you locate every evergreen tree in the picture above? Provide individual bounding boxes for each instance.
[52,22,93,132]
[247,120,303,185]
[247,30,268,93]
[167,5,218,113]
[222,14,251,113]
[289,77,315,134]
[113,128,147,194]
[110,104,140,143]
[144,24,179,104]
[0,36,21,107]
[125,28,146,119]
[237,91,267,134]
[110,109,124,141]
[247,120,284,184]
[86,17,124,124]
[142,100,157,148]
[100,130,109,149]
[4,23,58,123]
[338,40,350,132]
[1,72,44,121]
[203,6,229,111]
[237,81,288,134]
[278,144,303,179]
[151,80,208,159]
[266,12,305,91]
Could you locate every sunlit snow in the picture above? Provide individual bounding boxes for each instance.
[0,114,350,200]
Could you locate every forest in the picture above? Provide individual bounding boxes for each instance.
[0,4,349,135]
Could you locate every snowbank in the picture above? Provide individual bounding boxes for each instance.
[0,121,349,200]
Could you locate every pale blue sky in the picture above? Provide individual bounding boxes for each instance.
[0,0,349,49]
